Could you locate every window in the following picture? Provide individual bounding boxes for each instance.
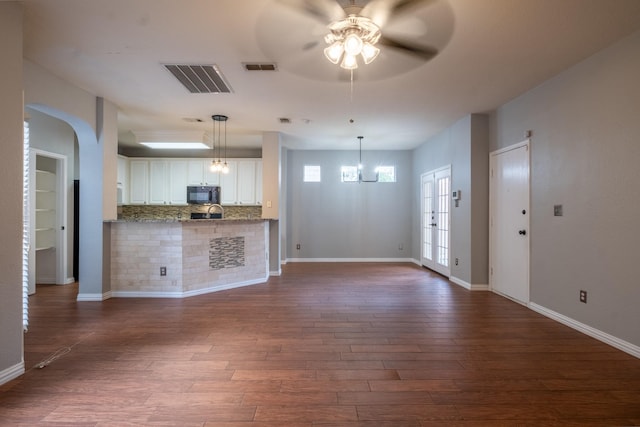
[377,166,396,182]
[303,165,321,182]
[341,166,358,182]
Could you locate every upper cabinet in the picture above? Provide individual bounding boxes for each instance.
[187,159,220,186]
[220,160,238,205]
[168,160,188,205]
[127,157,262,206]
[255,160,263,206]
[148,160,168,205]
[237,160,257,205]
[129,160,149,205]
[117,155,129,205]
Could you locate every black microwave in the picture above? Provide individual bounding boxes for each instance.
[186,186,220,205]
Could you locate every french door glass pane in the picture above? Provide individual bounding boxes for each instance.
[437,176,450,266]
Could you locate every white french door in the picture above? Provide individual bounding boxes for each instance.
[489,141,530,304]
[421,166,451,277]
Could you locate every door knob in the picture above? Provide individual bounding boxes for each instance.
[519,229,527,235]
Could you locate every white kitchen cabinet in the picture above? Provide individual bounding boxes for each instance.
[187,159,220,186]
[203,160,221,186]
[129,160,149,204]
[255,160,263,205]
[127,157,260,206]
[117,155,129,205]
[237,160,256,205]
[168,160,188,205]
[219,160,238,205]
[149,159,190,205]
[149,160,168,205]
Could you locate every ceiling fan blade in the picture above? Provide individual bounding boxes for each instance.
[389,0,436,16]
[378,35,438,60]
[276,0,346,22]
[361,0,436,29]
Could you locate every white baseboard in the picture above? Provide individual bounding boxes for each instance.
[450,276,489,291]
[285,257,415,263]
[76,291,112,301]
[269,269,282,276]
[529,302,640,359]
[64,277,75,285]
[0,361,24,386]
[110,277,268,299]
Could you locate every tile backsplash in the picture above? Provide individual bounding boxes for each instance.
[120,204,262,220]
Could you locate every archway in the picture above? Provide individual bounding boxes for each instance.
[26,103,110,301]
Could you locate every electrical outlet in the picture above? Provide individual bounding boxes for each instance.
[455,258,459,266]
[579,290,587,303]
[554,204,563,216]
[296,243,300,250]
[160,266,167,276]
[398,243,403,250]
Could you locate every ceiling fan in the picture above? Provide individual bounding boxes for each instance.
[278,0,441,70]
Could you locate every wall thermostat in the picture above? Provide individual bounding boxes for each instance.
[452,190,461,200]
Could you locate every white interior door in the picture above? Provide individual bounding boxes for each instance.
[490,141,530,304]
[421,166,451,277]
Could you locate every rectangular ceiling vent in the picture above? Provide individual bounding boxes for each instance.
[164,64,232,94]
[243,63,278,71]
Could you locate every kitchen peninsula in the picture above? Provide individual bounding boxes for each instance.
[108,218,269,298]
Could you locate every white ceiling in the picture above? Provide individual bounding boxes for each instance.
[21,0,640,151]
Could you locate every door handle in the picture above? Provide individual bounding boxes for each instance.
[430,223,437,227]
[518,229,527,235]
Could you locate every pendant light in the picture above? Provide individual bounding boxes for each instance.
[210,114,229,173]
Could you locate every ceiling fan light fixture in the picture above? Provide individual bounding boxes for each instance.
[361,42,380,64]
[324,42,344,64]
[324,15,381,70]
[344,33,363,56]
[341,53,358,70]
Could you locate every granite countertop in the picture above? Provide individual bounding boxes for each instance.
[105,218,267,223]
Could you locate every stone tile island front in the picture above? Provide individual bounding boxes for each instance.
[108,219,269,298]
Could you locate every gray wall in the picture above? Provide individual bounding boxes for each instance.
[286,149,412,260]
[411,114,489,286]
[490,30,640,346]
[0,2,25,381]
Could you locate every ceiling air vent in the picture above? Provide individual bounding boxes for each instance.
[164,64,232,94]
[243,63,278,71]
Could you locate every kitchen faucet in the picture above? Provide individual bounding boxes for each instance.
[207,204,224,219]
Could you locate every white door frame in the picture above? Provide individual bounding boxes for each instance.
[489,140,530,304]
[30,148,68,290]
[420,165,452,277]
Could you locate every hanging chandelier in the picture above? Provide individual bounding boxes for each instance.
[324,15,381,70]
[210,114,229,174]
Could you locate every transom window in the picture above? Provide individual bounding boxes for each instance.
[303,165,321,182]
[341,166,358,182]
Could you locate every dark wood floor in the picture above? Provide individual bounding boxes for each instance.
[2,263,640,426]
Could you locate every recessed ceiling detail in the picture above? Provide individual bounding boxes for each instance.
[243,63,278,71]
[164,64,232,93]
